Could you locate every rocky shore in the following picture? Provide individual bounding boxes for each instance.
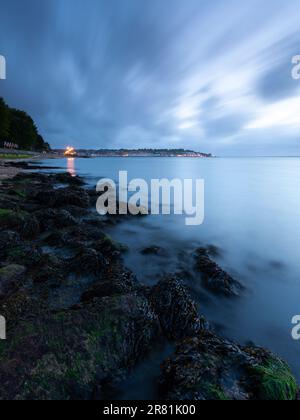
[0,154,56,182]
[0,170,298,400]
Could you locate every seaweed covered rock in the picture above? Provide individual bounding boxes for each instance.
[68,248,106,275]
[0,293,160,400]
[81,263,141,302]
[94,235,129,258]
[6,244,44,270]
[21,215,40,239]
[0,209,28,232]
[51,172,85,186]
[150,275,207,341]
[194,248,243,296]
[140,246,167,257]
[34,208,77,231]
[159,331,298,401]
[34,186,90,209]
[0,264,26,299]
[0,230,20,252]
[54,187,90,209]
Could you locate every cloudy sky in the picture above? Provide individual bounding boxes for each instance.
[0,0,300,155]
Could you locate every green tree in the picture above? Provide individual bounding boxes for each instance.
[0,97,50,151]
[0,97,10,140]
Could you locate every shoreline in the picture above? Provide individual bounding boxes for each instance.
[0,168,298,400]
[0,153,57,182]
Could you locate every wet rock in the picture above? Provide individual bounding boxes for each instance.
[68,248,106,275]
[194,248,243,297]
[140,246,167,257]
[94,235,129,258]
[0,194,20,210]
[86,188,98,206]
[34,189,57,207]
[22,216,40,239]
[0,209,28,231]
[31,254,64,285]
[6,244,43,268]
[63,205,89,218]
[81,265,140,302]
[207,244,223,258]
[52,173,85,186]
[0,293,160,400]
[159,331,298,401]
[0,230,20,251]
[54,187,90,208]
[0,264,26,299]
[34,209,77,231]
[34,187,90,209]
[150,275,208,341]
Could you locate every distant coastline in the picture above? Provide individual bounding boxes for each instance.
[54,148,213,158]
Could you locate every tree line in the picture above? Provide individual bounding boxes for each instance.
[0,97,50,152]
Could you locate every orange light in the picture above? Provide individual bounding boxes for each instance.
[64,147,77,156]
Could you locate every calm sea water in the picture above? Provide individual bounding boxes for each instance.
[39,157,300,386]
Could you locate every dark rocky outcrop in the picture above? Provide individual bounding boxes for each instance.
[194,247,243,296]
[0,293,160,400]
[0,264,26,299]
[159,331,298,401]
[140,246,167,257]
[150,275,208,341]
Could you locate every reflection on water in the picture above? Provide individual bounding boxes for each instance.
[67,158,76,177]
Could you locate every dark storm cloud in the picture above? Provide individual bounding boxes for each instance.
[1,0,300,155]
[256,34,300,101]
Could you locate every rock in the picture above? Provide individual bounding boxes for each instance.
[0,209,39,238]
[34,187,90,209]
[6,244,43,268]
[34,209,77,231]
[54,187,90,208]
[0,230,20,251]
[0,209,28,231]
[0,293,160,400]
[22,216,40,239]
[68,248,106,275]
[52,173,85,186]
[34,189,57,207]
[0,264,26,299]
[31,254,63,285]
[207,244,223,258]
[150,275,208,341]
[94,235,129,257]
[81,265,140,302]
[159,331,298,401]
[194,248,243,296]
[140,246,167,257]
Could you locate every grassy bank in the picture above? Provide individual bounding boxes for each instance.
[0,154,33,160]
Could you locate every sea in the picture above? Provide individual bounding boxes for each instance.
[37,156,300,397]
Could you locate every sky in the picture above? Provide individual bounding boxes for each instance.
[0,0,300,156]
